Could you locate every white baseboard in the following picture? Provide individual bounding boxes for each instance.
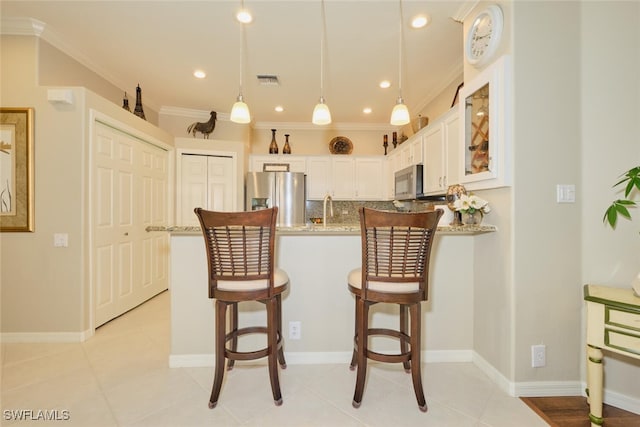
[169,349,473,368]
[602,386,640,415]
[471,352,640,415]
[0,330,93,343]
[514,381,583,397]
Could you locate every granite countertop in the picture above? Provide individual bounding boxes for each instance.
[148,223,497,236]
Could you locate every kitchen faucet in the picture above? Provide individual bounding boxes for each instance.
[323,193,334,228]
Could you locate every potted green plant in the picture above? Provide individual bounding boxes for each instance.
[603,166,639,228]
[603,165,640,296]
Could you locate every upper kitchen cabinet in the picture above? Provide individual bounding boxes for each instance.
[458,55,512,190]
[423,108,459,195]
[399,136,424,169]
[249,155,307,173]
[306,156,386,201]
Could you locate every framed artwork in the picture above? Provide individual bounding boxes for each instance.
[0,108,34,232]
[458,55,511,190]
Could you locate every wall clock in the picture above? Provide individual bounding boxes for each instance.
[465,4,504,68]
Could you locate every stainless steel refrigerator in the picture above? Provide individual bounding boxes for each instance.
[246,172,306,226]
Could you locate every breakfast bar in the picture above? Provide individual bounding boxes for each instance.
[167,223,496,367]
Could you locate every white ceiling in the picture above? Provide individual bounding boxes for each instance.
[1,1,472,125]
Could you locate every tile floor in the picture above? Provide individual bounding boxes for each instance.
[1,291,548,426]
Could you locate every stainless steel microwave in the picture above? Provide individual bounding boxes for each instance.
[394,165,423,200]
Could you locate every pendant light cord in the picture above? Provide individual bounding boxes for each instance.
[320,0,326,99]
[239,23,245,97]
[397,0,404,99]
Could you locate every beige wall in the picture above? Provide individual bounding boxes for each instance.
[0,36,173,336]
[579,1,640,400]
[39,40,159,125]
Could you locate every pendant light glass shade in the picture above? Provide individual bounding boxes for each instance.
[230,94,251,123]
[312,96,332,125]
[390,96,410,125]
[313,0,331,125]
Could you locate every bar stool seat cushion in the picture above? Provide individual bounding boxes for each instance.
[348,268,420,293]
[218,268,289,291]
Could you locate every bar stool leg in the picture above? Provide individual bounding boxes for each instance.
[209,300,228,409]
[276,294,287,368]
[352,298,369,408]
[409,303,427,412]
[400,304,411,373]
[349,295,360,371]
[227,302,238,371]
[266,297,283,406]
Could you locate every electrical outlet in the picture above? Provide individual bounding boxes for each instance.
[289,321,301,340]
[531,344,546,368]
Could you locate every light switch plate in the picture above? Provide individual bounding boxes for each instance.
[53,233,69,247]
[556,184,576,203]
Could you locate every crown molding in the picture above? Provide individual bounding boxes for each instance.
[0,17,44,36]
[159,106,230,122]
[451,1,479,23]
[160,106,401,132]
[1,17,161,112]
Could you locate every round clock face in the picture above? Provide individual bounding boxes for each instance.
[466,5,503,67]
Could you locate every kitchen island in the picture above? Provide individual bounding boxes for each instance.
[167,223,496,367]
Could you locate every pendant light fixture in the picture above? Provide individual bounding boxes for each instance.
[390,0,410,126]
[312,0,331,125]
[230,12,251,124]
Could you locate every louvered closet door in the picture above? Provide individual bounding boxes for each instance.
[93,121,168,327]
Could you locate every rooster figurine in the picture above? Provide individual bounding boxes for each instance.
[187,111,217,139]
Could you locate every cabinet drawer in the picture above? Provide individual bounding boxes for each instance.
[605,328,640,356]
[606,306,640,333]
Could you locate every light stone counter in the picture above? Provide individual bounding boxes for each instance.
[150,223,496,236]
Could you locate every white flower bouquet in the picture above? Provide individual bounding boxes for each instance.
[453,194,491,216]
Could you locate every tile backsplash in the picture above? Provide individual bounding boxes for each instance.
[305,200,442,224]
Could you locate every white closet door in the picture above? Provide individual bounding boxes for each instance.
[206,156,233,211]
[93,121,168,327]
[140,144,169,302]
[180,154,234,225]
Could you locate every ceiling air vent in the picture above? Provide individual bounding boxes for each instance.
[257,75,280,86]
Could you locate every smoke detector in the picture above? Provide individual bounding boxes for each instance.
[257,75,280,86]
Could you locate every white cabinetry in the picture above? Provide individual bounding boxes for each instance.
[249,155,306,173]
[331,157,356,199]
[355,157,385,200]
[423,108,459,195]
[399,137,424,168]
[305,156,386,200]
[305,157,331,199]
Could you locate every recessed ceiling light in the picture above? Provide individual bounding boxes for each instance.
[363,107,372,114]
[193,70,206,79]
[236,9,253,24]
[379,80,391,89]
[411,14,429,29]
[275,106,284,112]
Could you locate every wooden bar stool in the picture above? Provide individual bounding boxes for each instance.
[347,207,442,412]
[194,207,288,409]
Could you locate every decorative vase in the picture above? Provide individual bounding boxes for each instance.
[632,272,640,297]
[461,210,483,225]
[269,129,279,154]
[283,134,291,154]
